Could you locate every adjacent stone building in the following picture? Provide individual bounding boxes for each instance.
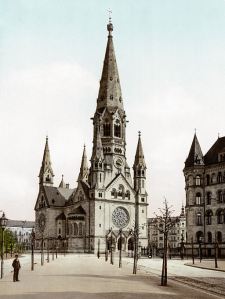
[7,220,35,249]
[148,206,186,256]
[34,21,149,253]
[184,134,225,256]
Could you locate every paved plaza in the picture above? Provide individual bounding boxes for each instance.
[1,254,225,299]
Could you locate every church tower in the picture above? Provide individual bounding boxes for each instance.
[39,136,54,186]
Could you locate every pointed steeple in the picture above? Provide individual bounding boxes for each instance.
[180,203,185,217]
[39,136,54,186]
[96,20,123,111]
[59,175,66,188]
[78,145,89,182]
[133,131,146,169]
[91,128,104,161]
[185,133,204,167]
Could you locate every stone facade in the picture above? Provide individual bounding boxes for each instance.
[34,21,149,253]
[184,134,225,256]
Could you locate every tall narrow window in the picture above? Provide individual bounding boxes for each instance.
[195,175,201,186]
[79,223,83,236]
[114,120,121,138]
[196,193,201,205]
[103,123,111,137]
[218,191,223,203]
[206,192,212,205]
[197,212,202,225]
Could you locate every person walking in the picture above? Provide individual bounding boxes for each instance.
[12,254,21,282]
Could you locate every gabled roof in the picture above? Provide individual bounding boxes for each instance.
[204,137,225,165]
[40,186,74,207]
[105,172,135,194]
[185,133,204,167]
[56,213,66,220]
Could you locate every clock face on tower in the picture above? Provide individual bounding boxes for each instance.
[114,158,123,169]
[112,207,129,228]
[38,213,46,232]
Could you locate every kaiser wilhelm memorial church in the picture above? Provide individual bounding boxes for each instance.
[34,21,149,253]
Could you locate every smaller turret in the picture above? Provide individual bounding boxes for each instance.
[185,133,204,168]
[90,128,104,188]
[59,175,66,188]
[133,132,147,194]
[78,145,89,183]
[39,136,54,186]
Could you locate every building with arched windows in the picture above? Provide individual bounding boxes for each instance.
[34,21,148,253]
[184,133,225,256]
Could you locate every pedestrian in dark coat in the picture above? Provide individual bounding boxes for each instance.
[12,254,21,282]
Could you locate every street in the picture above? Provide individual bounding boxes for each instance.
[0,253,224,299]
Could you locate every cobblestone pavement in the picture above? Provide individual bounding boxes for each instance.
[0,254,223,299]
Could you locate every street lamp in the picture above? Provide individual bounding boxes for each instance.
[180,233,184,260]
[199,236,204,263]
[31,228,35,271]
[0,212,8,279]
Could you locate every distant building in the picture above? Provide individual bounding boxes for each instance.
[7,220,35,249]
[184,134,225,257]
[148,206,186,255]
[34,20,149,253]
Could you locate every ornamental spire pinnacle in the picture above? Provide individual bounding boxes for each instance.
[39,136,54,186]
[78,145,89,182]
[185,133,204,167]
[133,131,146,169]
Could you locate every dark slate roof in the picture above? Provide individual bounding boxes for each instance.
[204,137,225,165]
[43,186,74,207]
[7,220,35,228]
[69,206,86,215]
[185,134,204,167]
[56,213,66,220]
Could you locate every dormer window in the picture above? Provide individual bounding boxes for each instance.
[103,123,111,137]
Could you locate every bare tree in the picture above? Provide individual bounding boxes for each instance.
[155,198,179,286]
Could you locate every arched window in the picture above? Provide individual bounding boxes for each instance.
[206,192,212,205]
[103,123,111,137]
[125,190,130,200]
[111,188,117,198]
[69,223,73,235]
[207,232,212,243]
[79,223,83,236]
[118,185,124,198]
[114,120,121,138]
[211,173,215,184]
[217,209,223,224]
[74,223,78,236]
[197,212,202,226]
[196,231,203,243]
[206,210,212,225]
[196,193,201,205]
[195,175,201,186]
[58,228,61,235]
[218,191,223,203]
[217,231,222,243]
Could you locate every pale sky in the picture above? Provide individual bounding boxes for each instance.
[1,0,225,221]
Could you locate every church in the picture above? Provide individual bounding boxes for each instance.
[34,20,149,253]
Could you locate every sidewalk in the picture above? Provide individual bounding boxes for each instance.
[0,254,221,299]
[185,259,225,272]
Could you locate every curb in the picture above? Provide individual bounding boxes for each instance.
[185,263,225,273]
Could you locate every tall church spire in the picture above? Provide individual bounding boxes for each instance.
[96,20,123,111]
[39,136,54,186]
[185,133,204,167]
[78,145,89,182]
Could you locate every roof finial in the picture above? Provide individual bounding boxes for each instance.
[107,9,113,35]
[218,132,220,139]
[138,131,141,138]
[46,135,48,142]
[194,128,197,135]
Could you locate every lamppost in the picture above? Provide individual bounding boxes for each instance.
[0,212,8,279]
[31,228,35,271]
[180,233,184,260]
[119,229,122,268]
[199,236,204,263]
